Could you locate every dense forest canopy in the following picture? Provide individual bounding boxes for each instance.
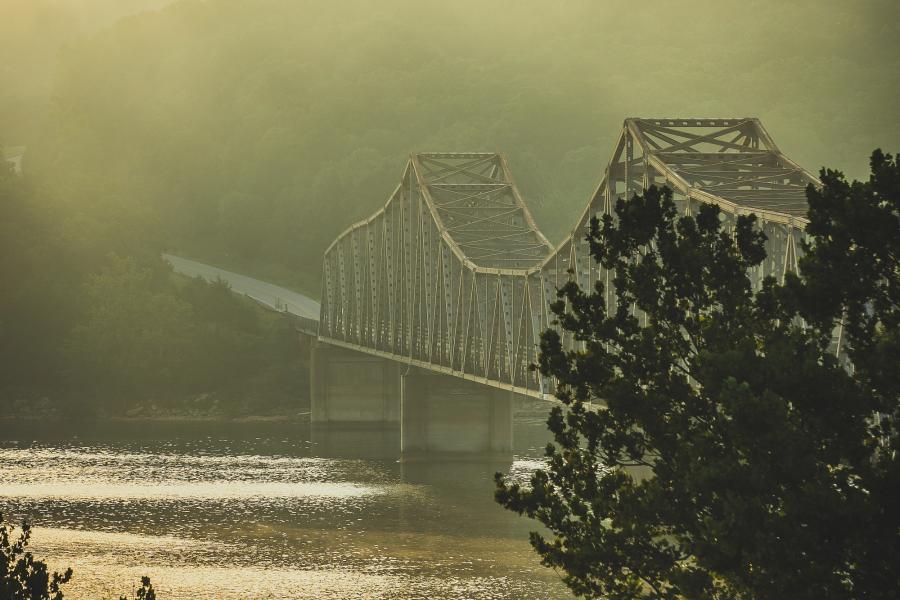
[1,0,898,412]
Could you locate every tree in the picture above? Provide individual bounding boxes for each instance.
[120,576,156,600]
[65,255,196,400]
[787,149,899,426]
[495,151,899,599]
[0,514,72,600]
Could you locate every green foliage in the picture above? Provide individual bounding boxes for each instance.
[787,150,899,418]
[120,576,156,600]
[66,255,196,395]
[0,514,158,600]
[61,253,303,408]
[0,167,304,413]
[0,514,72,600]
[495,152,899,598]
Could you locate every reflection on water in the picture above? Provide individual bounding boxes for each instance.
[0,415,569,599]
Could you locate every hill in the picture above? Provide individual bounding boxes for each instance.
[28,0,899,293]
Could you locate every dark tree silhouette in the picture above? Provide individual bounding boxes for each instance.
[120,576,156,600]
[496,152,899,599]
[0,513,160,600]
[0,514,72,600]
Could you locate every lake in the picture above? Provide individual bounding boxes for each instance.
[0,413,570,599]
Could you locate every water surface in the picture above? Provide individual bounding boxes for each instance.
[0,417,569,599]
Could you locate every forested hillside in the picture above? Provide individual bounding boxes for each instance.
[0,158,304,417]
[2,0,898,414]
[28,0,899,291]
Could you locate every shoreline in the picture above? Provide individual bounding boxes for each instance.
[0,412,311,425]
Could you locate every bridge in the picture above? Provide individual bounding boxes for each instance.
[163,253,320,335]
[309,118,822,455]
[171,118,821,455]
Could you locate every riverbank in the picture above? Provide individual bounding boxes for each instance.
[0,387,310,424]
[0,413,310,425]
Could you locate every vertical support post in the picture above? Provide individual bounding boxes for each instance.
[310,342,400,424]
[400,368,514,455]
[400,368,427,453]
[489,388,514,453]
[625,133,634,200]
[310,341,328,423]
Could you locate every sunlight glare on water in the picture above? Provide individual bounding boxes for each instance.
[0,420,569,599]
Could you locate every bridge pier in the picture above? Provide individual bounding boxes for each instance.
[309,343,516,454]
[400,367,514,456]
[310,342,400,424]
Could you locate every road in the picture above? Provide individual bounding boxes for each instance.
[163,254,320,321]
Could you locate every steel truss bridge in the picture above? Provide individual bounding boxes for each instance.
[317,118,821,400]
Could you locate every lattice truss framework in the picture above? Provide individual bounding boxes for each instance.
[319,119,826,399]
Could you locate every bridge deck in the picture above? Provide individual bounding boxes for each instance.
[163,254,321,333]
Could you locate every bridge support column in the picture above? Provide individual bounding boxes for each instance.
[400,367,514,456]
[310,342,400,424]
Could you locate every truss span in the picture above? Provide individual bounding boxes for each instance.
[319,119,822,399]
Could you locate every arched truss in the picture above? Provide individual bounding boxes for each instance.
[319,119,824,400]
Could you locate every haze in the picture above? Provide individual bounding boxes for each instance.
[1,1,897,598]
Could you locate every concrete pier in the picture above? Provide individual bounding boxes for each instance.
[400,367,513,455]
[310,344,516,454]
[310,342,400,424]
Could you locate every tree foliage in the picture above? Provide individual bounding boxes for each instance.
[0,514,72,600]
[120,576,156,600]
[0,165,304,415]
[788,149,899,420]
[495,151,899,599]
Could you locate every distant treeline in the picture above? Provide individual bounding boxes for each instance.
[0,162,304,416]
